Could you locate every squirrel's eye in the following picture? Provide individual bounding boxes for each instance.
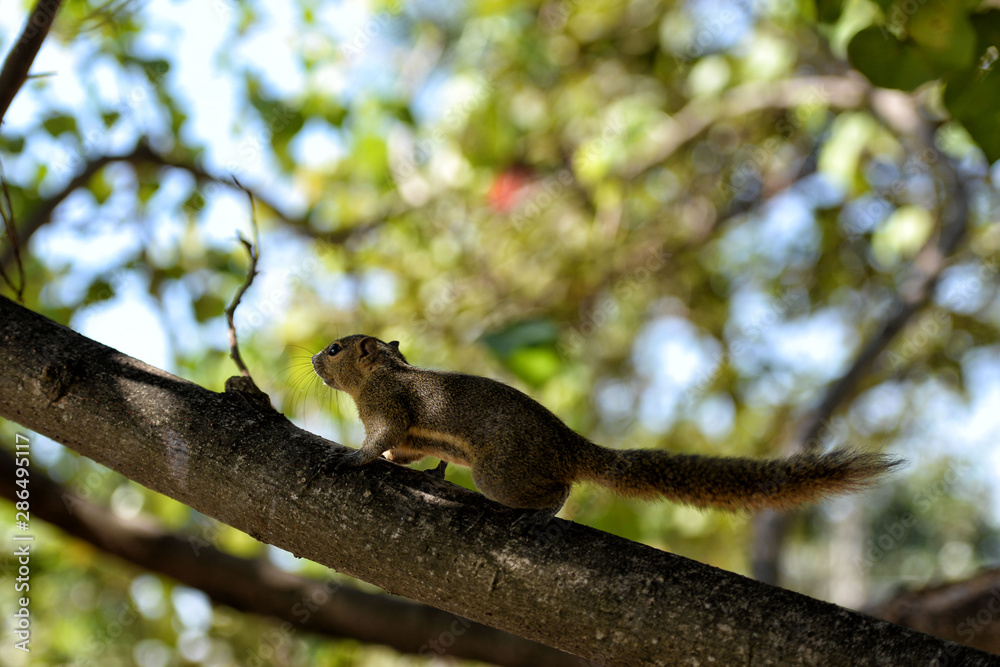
[328,343,342,356]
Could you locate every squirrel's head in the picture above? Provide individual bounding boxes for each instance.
[312,335,407,396]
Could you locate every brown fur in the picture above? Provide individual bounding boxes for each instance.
[313,335,902,513]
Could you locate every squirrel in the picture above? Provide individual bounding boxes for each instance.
[312,335,902,514]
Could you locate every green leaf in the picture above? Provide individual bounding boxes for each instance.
[907,2,975,70]
[88,171,113,205]
[169,106,188,137]
[970,9,1000,55]
[149,267,185,295]
[143,59,170,80]
[847,27,940,90]
[300,94,347,127]
[481,320,563,386]
[944,66,1000,162]
[506,346,562,387]
[138,180,159,204]
[0,135,25,153]
[42,114,78,137]
[207,250,235,271]
[271,111,305,168]
[193,294,226,322]
[940,10,1000,162]
[324,104,347,126]
[149,270,166,296]
[387,101,414,125]
[814,0,844,24]
[482,319,560,359]
[182,191,208,215]
[352,133,389,182]
[85,280,114,304]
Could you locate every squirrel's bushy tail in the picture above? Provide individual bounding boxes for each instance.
[580,446,903,512]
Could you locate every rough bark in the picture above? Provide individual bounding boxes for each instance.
[0,448,578,665]
[0,295,996,666]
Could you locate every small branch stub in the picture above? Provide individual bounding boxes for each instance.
[225,178,261,385]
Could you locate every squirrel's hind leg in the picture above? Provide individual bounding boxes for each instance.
[471,463,569,511]
[384,448,423,465]
[384,449,447,478]
[426,459,448,478]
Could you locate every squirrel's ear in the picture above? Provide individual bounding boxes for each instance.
[389,341,400,350]
[359,336,379,359]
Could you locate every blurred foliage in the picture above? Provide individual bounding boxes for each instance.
[842,1,1000,159]
[1,0,1000,665]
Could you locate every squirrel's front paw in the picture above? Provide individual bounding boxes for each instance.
[326,450,370,473]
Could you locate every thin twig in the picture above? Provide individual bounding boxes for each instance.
[0,0,66,125]
[225,178,260,379]
[796,155,968,449]
[0,158,24,301]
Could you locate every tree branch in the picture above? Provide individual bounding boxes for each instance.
[0,447,578,666]
[623,74,871,179]
[0,0,64,125]
[0,295,994,665]
[866,568,1000,655]
[0,142,309,275]
[752,125,971,583]
[796,154,968,448]
[1,150,118,276]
